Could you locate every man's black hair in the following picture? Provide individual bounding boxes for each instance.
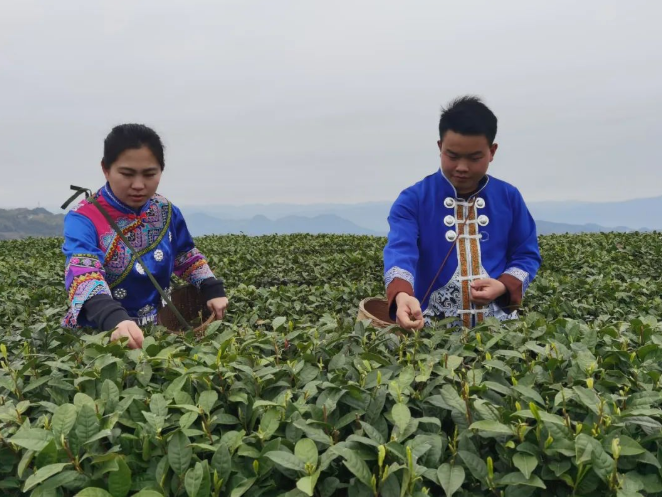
[439,96,497,145]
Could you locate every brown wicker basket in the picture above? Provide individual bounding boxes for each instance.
[157,285,214,335]
[357,297,397,329]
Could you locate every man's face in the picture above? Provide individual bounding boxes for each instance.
[102,146,162,209]
[438,130,498,195]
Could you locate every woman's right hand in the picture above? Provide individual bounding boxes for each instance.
[395,293,425,331]
[111,320,145,349]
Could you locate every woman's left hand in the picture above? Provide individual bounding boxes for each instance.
[207,297,229,320]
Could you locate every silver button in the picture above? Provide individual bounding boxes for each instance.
[444,215,455,227]
[445,230,457,242]
[475,198,485,208]
[477,215,489,226]
[135,263,145,275]
[113,288,127,299]
[154,249,164,262]
[444,197,456,208]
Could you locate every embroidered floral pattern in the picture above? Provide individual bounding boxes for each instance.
[136,304,157,326]
[96,195,172,287]
[61,268,111,328]
[174,248,215,288]
[423,267,517,327]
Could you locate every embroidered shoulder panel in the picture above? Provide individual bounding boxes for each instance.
[101,197,173,288]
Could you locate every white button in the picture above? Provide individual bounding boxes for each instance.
[444,215,455,227]
[475,198,485,208]
[477,215,489,226]
[135,263,145,275]
[444,197,456,208]
[154,249,164,262]
[445,230,457,242]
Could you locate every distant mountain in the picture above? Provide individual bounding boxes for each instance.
[185,213,384,237]
[186,212,631,237]
[528,196,661,231]
[181,202,645,237]
[535,220,633,235]
[0,208,64,240]
[183,197,657,235]
[0,203,649,240]
[182,202,392,233]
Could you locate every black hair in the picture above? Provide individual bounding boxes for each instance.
[101,124,165,170]
[438,96,498,145]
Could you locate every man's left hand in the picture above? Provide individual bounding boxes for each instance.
[207,297,229,320]
[470,278,506,306]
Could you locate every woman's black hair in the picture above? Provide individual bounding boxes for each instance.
[101,124,165,170]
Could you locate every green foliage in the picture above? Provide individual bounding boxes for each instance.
[1,232,662,497]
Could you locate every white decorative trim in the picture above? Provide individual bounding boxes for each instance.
[385,266,414,288]
[457,308,489,315]
[438,170,491,199]
[103,184,122,206]
[504,267,530,293]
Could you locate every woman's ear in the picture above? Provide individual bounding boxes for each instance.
[101,162,111,181]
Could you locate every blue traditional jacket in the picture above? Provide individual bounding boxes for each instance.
[62,183,216,328]
[383,170,541,328]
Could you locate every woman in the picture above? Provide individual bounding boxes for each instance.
[62,124,228,348]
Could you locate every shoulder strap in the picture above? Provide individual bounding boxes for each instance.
[62,185,191,331]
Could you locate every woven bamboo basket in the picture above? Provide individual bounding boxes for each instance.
[357,297,396,329]
[157,285,214,336]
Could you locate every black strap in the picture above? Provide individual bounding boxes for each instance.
[62,185,191,331]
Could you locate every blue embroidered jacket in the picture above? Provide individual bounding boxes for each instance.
[383,170,541,327]
[62,184,218,329]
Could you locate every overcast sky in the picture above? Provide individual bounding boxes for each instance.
[1,1,660,209]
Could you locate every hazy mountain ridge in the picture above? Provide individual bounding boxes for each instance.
[2,195,658,239]
[0,208,64,240]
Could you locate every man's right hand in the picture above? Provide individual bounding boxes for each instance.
[395,293,425,331]
[110,320,145,349]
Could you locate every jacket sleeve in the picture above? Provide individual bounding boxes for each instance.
[171,205,225,298]
[496,187,541,310]
[61,211,127,328]
[383,188,419,317]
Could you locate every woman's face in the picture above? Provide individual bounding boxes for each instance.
[102,146,162,209]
